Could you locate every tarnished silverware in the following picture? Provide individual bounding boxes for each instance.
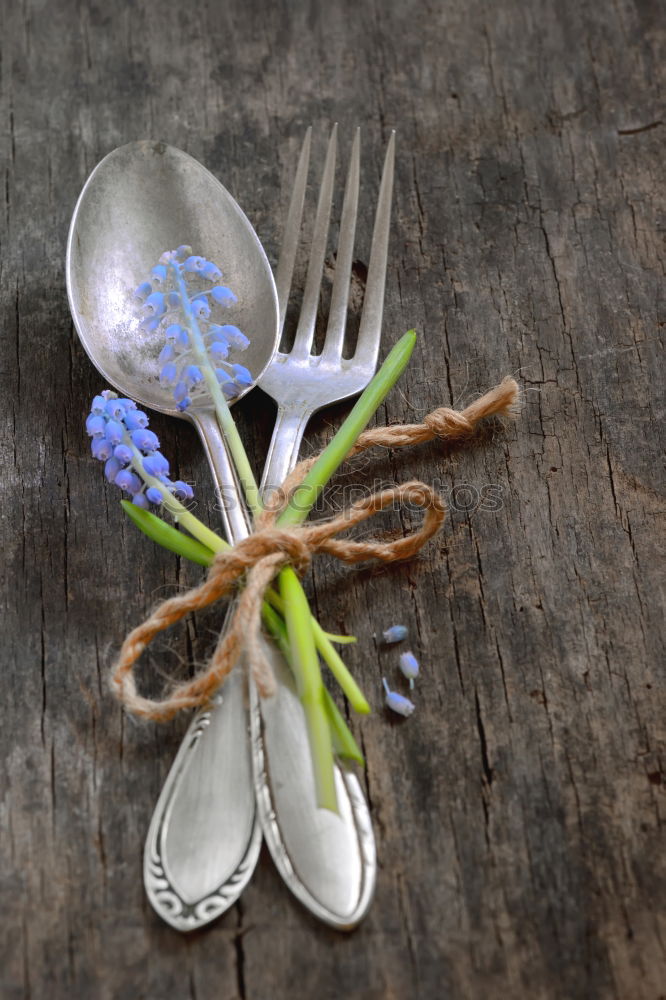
[67,129,395,931]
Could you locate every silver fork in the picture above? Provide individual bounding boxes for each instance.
[260,125,395,492]
[144,126,395,930]
[253,125,395,924]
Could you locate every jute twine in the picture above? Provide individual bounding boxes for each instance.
[111,376,519,721]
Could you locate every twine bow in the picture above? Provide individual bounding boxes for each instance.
[111,376,519,721]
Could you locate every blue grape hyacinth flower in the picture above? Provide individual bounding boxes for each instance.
[86,390,194,508]
[382,624,408,644]
[134,245,252,411]
[398,651,420,689]
[382,678,415,718]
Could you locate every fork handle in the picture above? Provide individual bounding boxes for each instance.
[260,404,311,498]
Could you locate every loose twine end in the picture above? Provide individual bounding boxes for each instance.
[110,377,519,722]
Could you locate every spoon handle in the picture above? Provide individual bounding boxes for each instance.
[145,410,376,931]
[143,411,262,931]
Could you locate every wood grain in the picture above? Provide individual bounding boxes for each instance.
[1,0,663,997]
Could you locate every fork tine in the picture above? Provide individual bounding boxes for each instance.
[290,123,338,360]
[274,126,312,338]
[319,127,361,364]
[352,130,396,368]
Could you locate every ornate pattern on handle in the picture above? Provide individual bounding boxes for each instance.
[144,682,262,932]
[145,831,258,931]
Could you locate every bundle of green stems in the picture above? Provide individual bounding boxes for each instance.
[124,330,417,811]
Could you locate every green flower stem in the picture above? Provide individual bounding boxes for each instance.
[324,632,357,645]
[278,330,417,529]
[309,619,369,713]
[120,500,216,566]
[128,439,222,552]
[259,599,292,660]
[322,688,364,765]
[280,566,338,811]
[261,602,363,764]
[172,264,262,516]
[271,330,416,806]
[261,586,366,710]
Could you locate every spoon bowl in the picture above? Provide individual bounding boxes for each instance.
[66,140,279,415]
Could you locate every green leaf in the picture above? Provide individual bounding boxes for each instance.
[121,500,215,566]
[322,688,365,765]
[324,631,357,645]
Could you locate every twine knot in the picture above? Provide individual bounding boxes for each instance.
[110,376,519,722]
[424,407,474,439]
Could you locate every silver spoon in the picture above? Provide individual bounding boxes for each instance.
[66,140,279,925]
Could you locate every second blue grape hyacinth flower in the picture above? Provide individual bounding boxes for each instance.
[134,245,253,411]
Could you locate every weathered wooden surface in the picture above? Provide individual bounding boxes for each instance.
[1,0,664,997]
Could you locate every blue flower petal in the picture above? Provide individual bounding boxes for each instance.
[140,314,161,333]
[91,395,107,415]
[222,381,239,400]
[105,419,124,445]
[209,340,229,361]
[211,286,237,307]
[104,457,121,482]
[131,428,159,452]
[218,325,249,350]
[115,468,142,493]
[142,452,170,477]
[144,291,166,316]
[382,678,415,717]
[105,398,126,420]
[184,365,203,387]
[113,444,133,466]
[183,255,206,273]
[160,363,177,386]
[382,624,408,644]
[172,480,194,500]
[191,295,211,318]
[399,651,419,682]
[173,381,188,403]
[123,409,149,431]
[202,261,222,280]
[91,436,114,461]
[230,364,252,386]
[86,414,106,438]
